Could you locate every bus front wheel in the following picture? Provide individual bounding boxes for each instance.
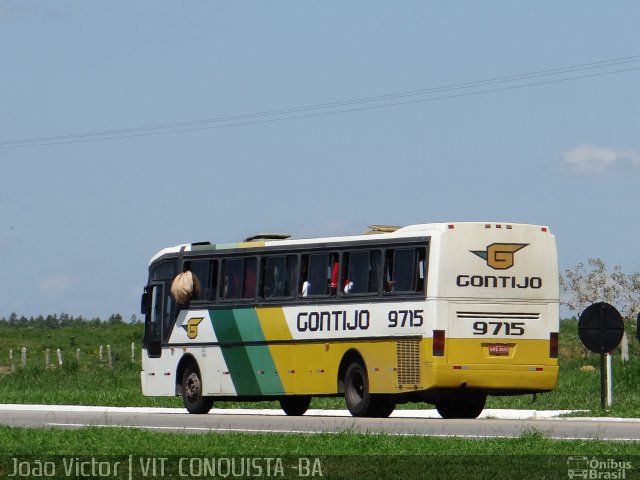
[181,365,214,414]
[279,396,311,416]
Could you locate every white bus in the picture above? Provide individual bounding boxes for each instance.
[141,222,559,418]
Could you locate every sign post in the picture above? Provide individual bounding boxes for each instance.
[578,302,624,410]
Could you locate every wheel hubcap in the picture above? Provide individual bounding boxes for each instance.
[185,373,200,400]
[349,372,364,404]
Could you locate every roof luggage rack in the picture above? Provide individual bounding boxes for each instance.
[244,233,291,242]
[364,225,402,234]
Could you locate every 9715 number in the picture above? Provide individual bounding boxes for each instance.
[472,321,525,336]
[388,309,424,328]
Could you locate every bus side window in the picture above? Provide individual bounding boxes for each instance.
[416,248,427,292]
[299,255,309,297]
[190,260,216,301]
[243,257,257,299]
[221,258,243,300]
[262,255,298,299]
[285,255,298,298]
[300,252,338,297]
[342,250,381,295]
[384,248,425,294]
[262,256,281,298]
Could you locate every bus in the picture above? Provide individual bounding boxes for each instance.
[140,222,559,419]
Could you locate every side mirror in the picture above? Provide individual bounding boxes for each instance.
[140,288,149,315]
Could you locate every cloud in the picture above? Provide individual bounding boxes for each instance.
[559,144,640,174]
[38,274,74,298]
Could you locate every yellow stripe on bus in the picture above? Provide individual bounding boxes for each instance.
[256,307,293,341]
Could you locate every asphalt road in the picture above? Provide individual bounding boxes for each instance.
[0,405,638,441]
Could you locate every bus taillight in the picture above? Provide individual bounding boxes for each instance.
[550,332,559,358]
[433,330,445,357]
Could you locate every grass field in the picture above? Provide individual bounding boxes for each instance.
[0,319,639,414]
[0,318,638,472]
[0,426,634,455]
[0,427,636,479]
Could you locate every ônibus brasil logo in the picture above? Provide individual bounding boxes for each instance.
[471,243,528,270]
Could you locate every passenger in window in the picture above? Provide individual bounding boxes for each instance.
[384,280,394,293]
[224,272,241,299]
[343,278,353,294]
[301,280,310,297]
[300,261,309,297]
[330,261,339,295]
[243,263,256,298]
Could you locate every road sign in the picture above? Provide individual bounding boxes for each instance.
[578,302,624,353]
[578,302,624,410]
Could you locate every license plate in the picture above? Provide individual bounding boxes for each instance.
[489,344,510,356]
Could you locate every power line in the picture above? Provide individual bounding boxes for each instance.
[3,54,639,149]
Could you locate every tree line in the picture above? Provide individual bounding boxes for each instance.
[0,313,141,328]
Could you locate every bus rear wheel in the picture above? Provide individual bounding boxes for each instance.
[370,395,396,418]
[435,395,486,419]
[279,396,311,416]
[344,362,370,417]
[344,362,395,418]
[181,365,214,414]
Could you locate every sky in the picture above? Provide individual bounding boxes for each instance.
[1,1,639,320]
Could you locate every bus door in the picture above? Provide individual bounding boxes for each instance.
[142,282,163,357]
[143,280,178,358]
[142,260,179,358]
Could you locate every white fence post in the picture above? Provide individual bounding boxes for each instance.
[621,332,629,362]
[21,347,26,368]
[45,349,50,369]
[56,348,63,367]
[9,349,14,373]
[107,345,113,370]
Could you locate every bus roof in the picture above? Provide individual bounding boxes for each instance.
[149,222,552,264]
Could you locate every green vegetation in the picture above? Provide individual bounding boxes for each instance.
[0,428,631,480]
[0,317,639,415]
[0,317,638,466]
[0,427,633,456]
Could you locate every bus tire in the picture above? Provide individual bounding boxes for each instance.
[370,395,396,418]
[344,362,373,417]
[181,365,214,414]
[435,395,486,419]
[279,396,311,416]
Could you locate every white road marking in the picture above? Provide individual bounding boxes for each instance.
[0,404,595,420]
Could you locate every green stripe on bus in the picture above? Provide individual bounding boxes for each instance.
[211,308,284,396]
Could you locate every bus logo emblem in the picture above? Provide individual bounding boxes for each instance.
[183,317,204,339]
[471,243,528,270]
